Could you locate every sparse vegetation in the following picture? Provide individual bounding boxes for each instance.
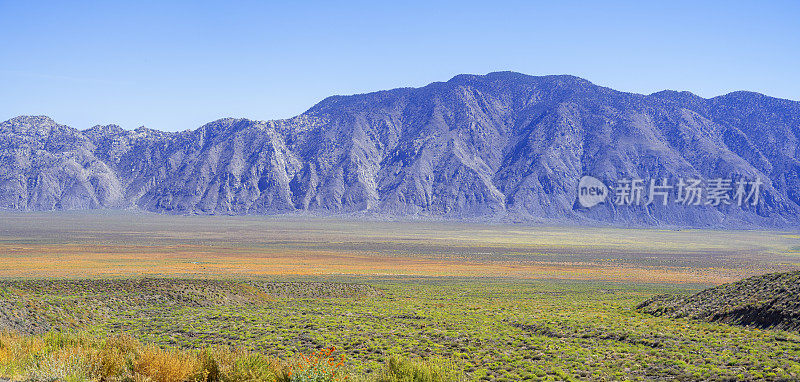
[1,212,797,284]
[1,278,800,381]
[639,270,800,331]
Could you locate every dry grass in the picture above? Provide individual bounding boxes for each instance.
[0,331,282,381]
[132,345,199,382]
[0,331,461,382]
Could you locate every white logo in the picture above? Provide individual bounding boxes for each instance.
[578,176,608,208]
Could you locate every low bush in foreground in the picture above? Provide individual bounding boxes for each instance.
[373,356,463,382]
[0,332,463,382]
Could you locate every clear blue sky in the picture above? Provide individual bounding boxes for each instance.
[1,0,798,132]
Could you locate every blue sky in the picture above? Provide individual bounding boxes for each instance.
[1,1,798,131]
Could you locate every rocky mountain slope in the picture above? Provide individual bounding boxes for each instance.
[638,271,800,332]
[2,72,799,226]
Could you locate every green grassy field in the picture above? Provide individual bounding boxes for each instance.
[0,212,799,381]
[2,278,800,381]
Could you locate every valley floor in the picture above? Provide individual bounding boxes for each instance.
[0,211,798,283]
[0,212,799,381]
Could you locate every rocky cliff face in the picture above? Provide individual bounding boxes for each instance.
[1,72,799,227]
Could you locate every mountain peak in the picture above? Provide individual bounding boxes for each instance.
[1,115,61,134]
[650,89,701,98]
[3,115,57,126]
[84,124,125,136]
[0,73,798,227]
[446,71,595,86]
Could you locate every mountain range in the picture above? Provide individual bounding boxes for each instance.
[2,72,799,227]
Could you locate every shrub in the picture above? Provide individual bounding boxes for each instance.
[132,344,199,382]
[374,355,463,382]
[89,334,139,379]
[28,346,91,382]
[224,352,280,382]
